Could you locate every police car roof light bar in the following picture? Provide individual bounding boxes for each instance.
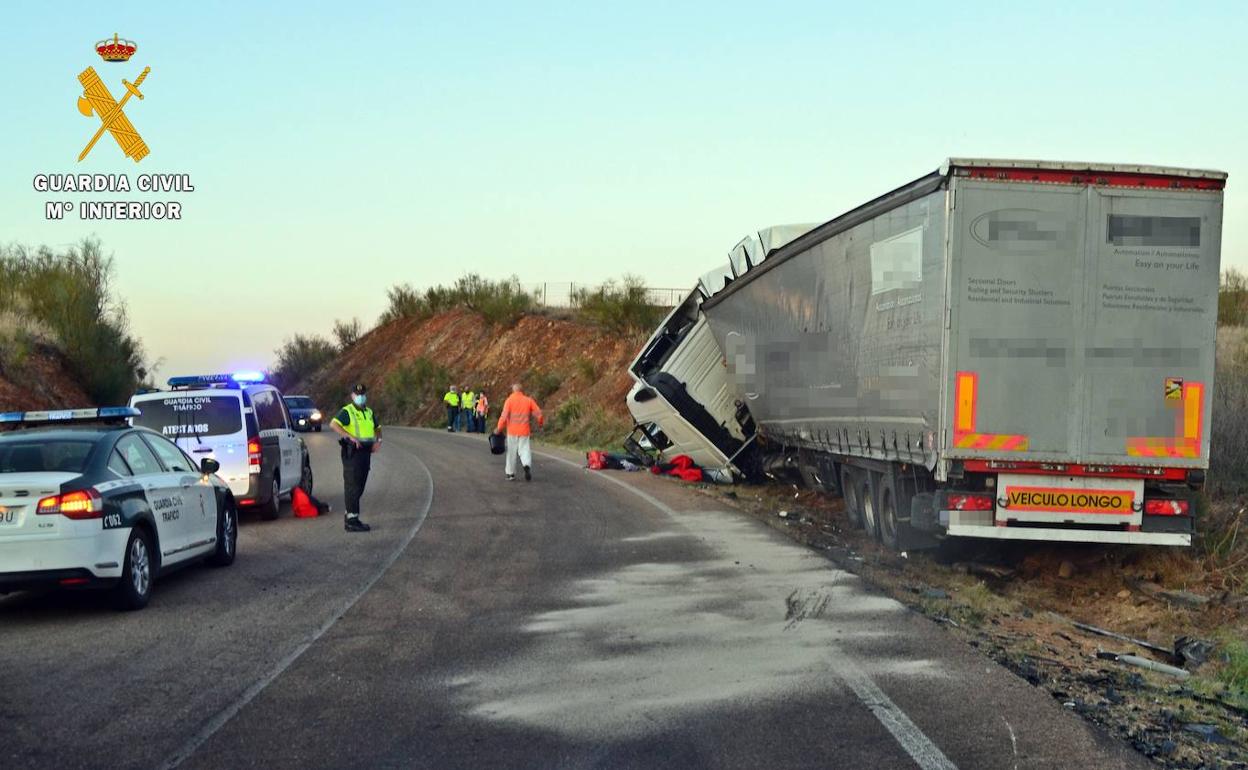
[167,372,266,389]
[0,406,141,427]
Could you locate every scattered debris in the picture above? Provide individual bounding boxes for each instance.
[1182,723,1232,744]
[921,588,950,601]
[1173,637,1215,671]
[778,510,790,519]
[1097,651,1191,680]
[1058,561,1076,579]
[1158,589,1211,608]
[1072,621,1176,660]
[955,562,1017,581]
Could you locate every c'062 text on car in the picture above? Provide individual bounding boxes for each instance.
[0,407,237,610]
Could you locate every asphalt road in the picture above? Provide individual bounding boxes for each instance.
[1,428,1148,769]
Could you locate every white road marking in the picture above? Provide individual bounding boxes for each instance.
[161,450,435,769]
[535,447,959,770]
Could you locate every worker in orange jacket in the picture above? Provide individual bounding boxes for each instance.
[495,382,544,481]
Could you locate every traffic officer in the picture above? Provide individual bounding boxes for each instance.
[329,384,381,533]
[443,385,459,432]
[461,387,476,432]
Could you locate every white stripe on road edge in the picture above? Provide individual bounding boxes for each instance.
[161,452,436,770]
[534,447,959,770]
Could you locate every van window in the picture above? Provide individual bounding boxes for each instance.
[251,389,287,432]
[132,395,243,438]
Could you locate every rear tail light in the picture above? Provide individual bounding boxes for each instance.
[1144,499,1190,516]
[247,438,261,473]
[945,493,994,511]
[37,489,103,519]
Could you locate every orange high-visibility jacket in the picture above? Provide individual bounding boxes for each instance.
[475,394,489,415]
[497,392,544,436]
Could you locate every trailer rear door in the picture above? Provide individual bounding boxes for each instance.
[947,182,1088,462]
[1082,188,1220,466]
[948,178,1221,467]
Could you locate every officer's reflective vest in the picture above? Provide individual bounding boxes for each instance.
[443,391,459,407]
[336,404,376,440]
[462,391,475,410]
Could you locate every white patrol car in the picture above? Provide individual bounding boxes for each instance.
[129,373,313,520]
[0,407,237,610]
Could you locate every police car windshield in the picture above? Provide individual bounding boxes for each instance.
[0,439,95,474]
[284,397,314,409]
[132,394,243,438]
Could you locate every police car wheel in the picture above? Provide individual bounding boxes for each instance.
[299,462,313,495]
[113,528,154,611]
[261,477,281,521]
[209,499,238,567]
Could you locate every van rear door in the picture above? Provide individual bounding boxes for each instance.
[129,392,250,494]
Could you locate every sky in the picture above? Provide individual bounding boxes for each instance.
[1,1,1245,378]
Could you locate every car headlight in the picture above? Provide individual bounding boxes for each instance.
[311,411,322,420]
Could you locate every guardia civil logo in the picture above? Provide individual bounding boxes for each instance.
[77,34,152,162]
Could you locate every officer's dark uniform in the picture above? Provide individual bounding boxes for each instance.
[332,385,380,533]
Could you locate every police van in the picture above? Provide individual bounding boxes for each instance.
[0,407,237,610]
[129,373,312,520]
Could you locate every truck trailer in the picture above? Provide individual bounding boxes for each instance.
[694,159,1225,549]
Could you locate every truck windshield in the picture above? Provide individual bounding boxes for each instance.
[132,395,243,438]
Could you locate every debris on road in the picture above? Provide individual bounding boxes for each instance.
[1072,621,1176,660]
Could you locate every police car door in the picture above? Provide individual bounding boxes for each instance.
[142,433,214,558]
[115,433,190,558]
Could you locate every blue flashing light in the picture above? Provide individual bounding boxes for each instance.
[0,412,24,423]
[99,407,142,419]
[167,372,266,388]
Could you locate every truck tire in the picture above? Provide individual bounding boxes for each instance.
[860,472,881,541]
[877,476,901,551]
[840,466,863,528]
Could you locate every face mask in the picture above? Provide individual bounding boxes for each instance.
[352,394,367,407]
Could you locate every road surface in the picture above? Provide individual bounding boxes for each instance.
[1,428,1146,769]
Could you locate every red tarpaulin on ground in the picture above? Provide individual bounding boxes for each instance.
[650,454,703,483]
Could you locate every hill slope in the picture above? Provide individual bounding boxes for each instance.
[0,344,93,412]
[298,309,645,443]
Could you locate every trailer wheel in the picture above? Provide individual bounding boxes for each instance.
[860,472,881,541]
[877,478,900,551]
[839,466,863,528]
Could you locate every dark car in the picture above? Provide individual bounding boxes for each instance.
[283,395,323,432]
[0,407,237,610]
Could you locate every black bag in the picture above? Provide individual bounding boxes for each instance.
[488,432,506,455]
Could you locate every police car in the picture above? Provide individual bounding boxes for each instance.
[0,407,237,610]
[130,373,312,520]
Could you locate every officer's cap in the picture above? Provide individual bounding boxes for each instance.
[351,383,368,395]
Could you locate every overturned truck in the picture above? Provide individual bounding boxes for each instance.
[650,159,1226,550]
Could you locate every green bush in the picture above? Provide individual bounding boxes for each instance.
[378,357,451,425]
[573,356,598,381]
[378,274,536,326]
[571,275,665,333]
[554,395,585,425]
[545,404,633,450]
[0,239,145,404]
[332,317,362,349]
[525,368,562,402]
[271,334,337,392]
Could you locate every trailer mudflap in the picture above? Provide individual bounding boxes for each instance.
[994,473,1143,528]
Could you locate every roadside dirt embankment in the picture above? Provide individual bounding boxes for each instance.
[298,308,644,441]
[0,344,93,412]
